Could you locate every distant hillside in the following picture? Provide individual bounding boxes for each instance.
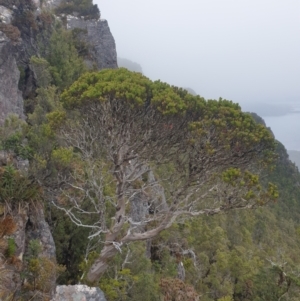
[288,150,300,169]
[184,87,197,95]
[117,57,143,73]
[117,59,199,96]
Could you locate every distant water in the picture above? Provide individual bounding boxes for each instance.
[263,112,300,151]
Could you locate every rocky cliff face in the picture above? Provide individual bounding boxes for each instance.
[0,150,58,299]
[67,16,117,70]
[2,206,57,298]
[0,1,117,298]
[0,31,24,124]
[0,0,117,124]
[41,0,117,70]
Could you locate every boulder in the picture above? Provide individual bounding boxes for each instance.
[0,5,12,24]
[51,285,107,301]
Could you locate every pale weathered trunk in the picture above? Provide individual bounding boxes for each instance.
[87,158,126,283]
[86,223,168,282]
[86,243,119,283]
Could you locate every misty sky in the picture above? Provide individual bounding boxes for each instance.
[96,0,300,148]
[97,0,299,106]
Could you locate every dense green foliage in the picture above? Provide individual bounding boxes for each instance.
[44,68,278,286]
[37,65,300,298]
[0,115,32,159]
[1,3,300,299]
[6,237,16,258]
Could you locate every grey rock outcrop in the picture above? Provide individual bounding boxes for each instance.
[66,15,117,70]
[0,5,12,23]
[25,207,56,259]
[0,32,24,125]
[129,164,168,226]
[0,205,57,299]
[51,285,107,301]
[11,206,57,294]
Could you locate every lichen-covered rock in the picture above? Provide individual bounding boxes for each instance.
[66,16,117,70]
[0,32,23,125]
[51,285,107,301]
[0,5,12,24]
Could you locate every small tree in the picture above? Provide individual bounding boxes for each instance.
[47,68,277,282]
[47,27,86,91]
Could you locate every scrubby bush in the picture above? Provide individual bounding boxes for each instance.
[0,216,17,238]
[0,115,33,159]
[47,28,86,90]
[0,165,40,208]
[6,238,16,258]
[23,239,65,293]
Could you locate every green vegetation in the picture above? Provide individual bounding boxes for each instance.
[3,60,298,299]
[23,239,65,293]
[0,165,40,207]
[1,3,300,299]
[6,238,16,258]
[47,27,86,90]
[0,115,32,159]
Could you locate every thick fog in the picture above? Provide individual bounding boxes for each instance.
[96,0,300,149]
